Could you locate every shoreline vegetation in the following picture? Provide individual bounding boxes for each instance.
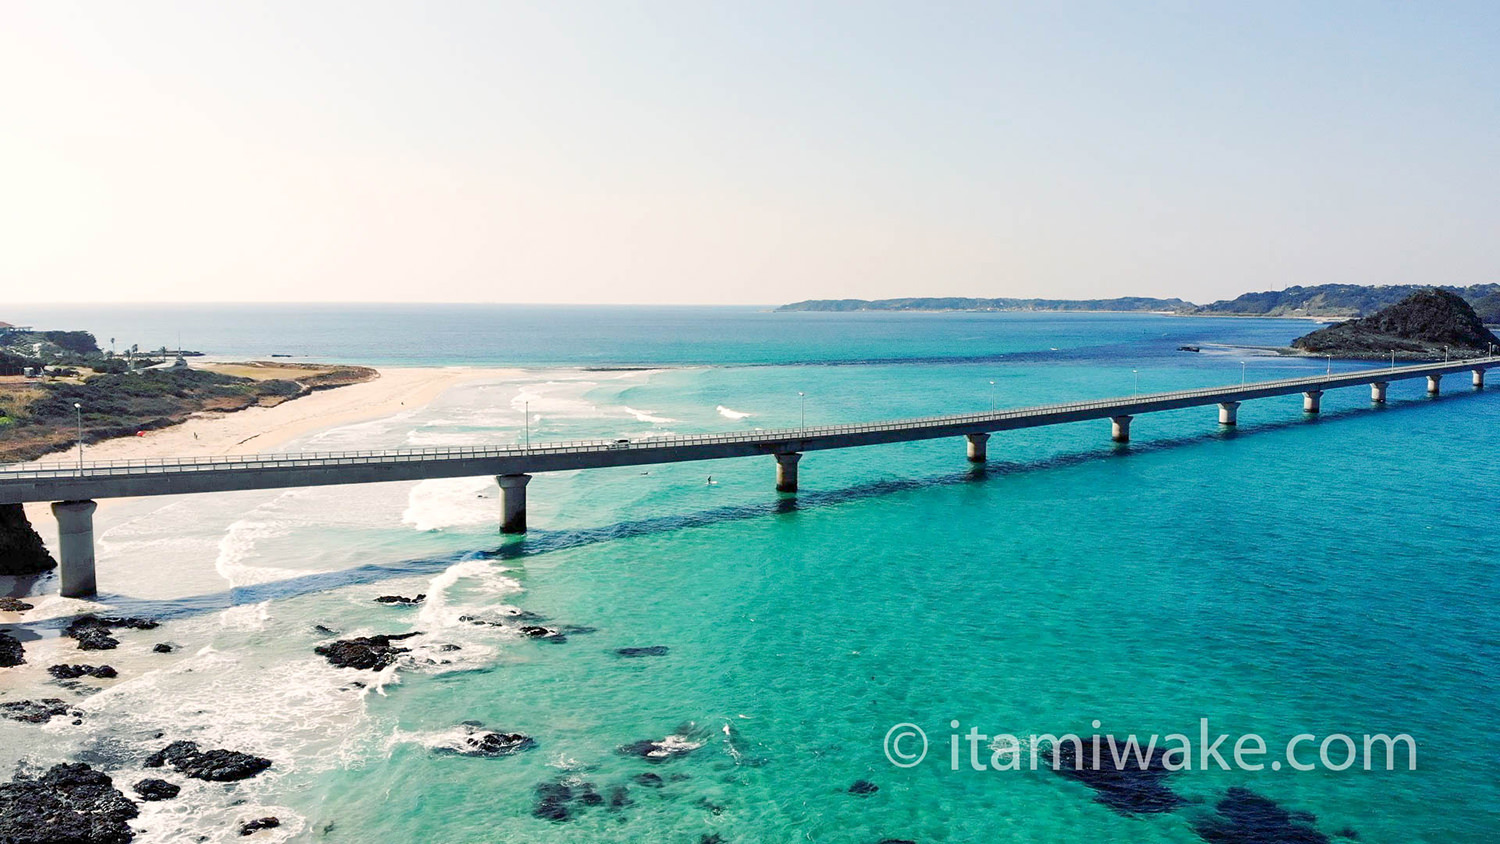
[776,283,1500,324]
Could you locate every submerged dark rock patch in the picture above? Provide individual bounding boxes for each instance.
[616,646,670,658]
[848,779,879,795]
[49,664,118,680]
[0,632,24,667]
[0,762,138,844]
[618,724,708,763]
[0,598,35,612]
[1051,736,1184,815]
[144,740,271,782]
[1192,787,1332,844]
[313,632,420,670]
[131,779,179,802]
[0,698,78,724]
[151,643,174,654]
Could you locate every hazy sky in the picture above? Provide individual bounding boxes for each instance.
[2,2,1496,305]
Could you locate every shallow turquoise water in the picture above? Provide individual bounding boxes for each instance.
[1,310,1496,842]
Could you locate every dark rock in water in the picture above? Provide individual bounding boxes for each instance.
[374,594,425,605]
[607,785,631,809]
[877,839,917,844]
[1193,787,1332,844]
[239,817,280,835]
[131,779,180,801]
[144,740,272,782]
[0,632,24,667]
[700,836,724,844]
[618,725,707,762]
[438,644,461,652]
[64,615,159,652]
[49,664,119,680]
[0,762,138,844]
[616,646,669,658]
[434,725,537,758]
[0,503,56,576]
[575,783,603,806]
[1050,736,1184,815]
[632,772,665,788]
[848,779,879,795]
[0,598,35,612]
[519,625,568,643]
[313,632,420,670]
[533,781,574,822]
[152,643,174,654]
[1292,288,1500,359]
[0,698,78,724]
[313,624,340,636]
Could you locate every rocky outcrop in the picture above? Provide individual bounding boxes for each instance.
[0,632,23,667]
[374,594,424,605]
[49,664,118,680]
[313,632,420,670]
[130,779,179,802]
[848,779,879,795]
[1050,736,1183,815]
[0,699,79,724]
[144,741,271,782]
[1292,289,1500,359]
[0,598,35,612]
[0,763,138,844]
[0,504,55,576]
[64,616,159,651]
[434,724,537,758]
[239,817,280,835]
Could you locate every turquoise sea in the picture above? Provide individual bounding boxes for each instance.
[1,306,1496,842]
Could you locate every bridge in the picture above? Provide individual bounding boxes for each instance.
[3,356,1494,598]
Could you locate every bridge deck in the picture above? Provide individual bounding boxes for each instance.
[1,356,1494,504]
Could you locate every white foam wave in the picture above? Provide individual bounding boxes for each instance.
[402,478,496,532]
[620,406,676,424]
[716,405,753,420]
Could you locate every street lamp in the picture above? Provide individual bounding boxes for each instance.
[1390,350,1395,370]
[524,400,530,451]
[1240,361,1247,384]
[73,403,83,474]
[989,380,996,411]
[1325,354,1332,377]
[1132,369,1139,394]
[798,392,805,433]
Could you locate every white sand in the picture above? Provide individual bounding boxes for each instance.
[21,365,519,526]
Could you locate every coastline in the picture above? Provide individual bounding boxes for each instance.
[21,364,520,528]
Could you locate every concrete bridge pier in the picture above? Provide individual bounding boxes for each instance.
[775,452,801,492]
[1371,382,1388,403]
[966,433,990,462]
[1474,369,1486,388]
[497,474,531,534]
[1218,401,1239,426]
[1110,415,1132,443]
[1427,374,1442,395]
[1303,390,1323,413]
[51,500,98,598]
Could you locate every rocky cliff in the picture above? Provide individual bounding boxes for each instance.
[0,504,55,576]
[1291,289,1500,359]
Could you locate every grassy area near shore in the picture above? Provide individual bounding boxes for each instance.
[0,363,377,464]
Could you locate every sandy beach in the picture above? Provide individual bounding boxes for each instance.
[22,364,519,528]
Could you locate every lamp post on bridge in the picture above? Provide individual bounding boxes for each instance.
[1132,369,1139,394]
[1391,350,1395,370]
[798,392,805,434]
[524,401,530,451]
[989,380,996,411]
[1326,354,1332,377]
[1240,360,1246,384]
[74,403,83,475]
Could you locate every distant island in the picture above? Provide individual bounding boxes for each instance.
[1290,289,1499,360]
[778,283,1500,324]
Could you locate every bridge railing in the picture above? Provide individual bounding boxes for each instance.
[1,356,1495,481]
